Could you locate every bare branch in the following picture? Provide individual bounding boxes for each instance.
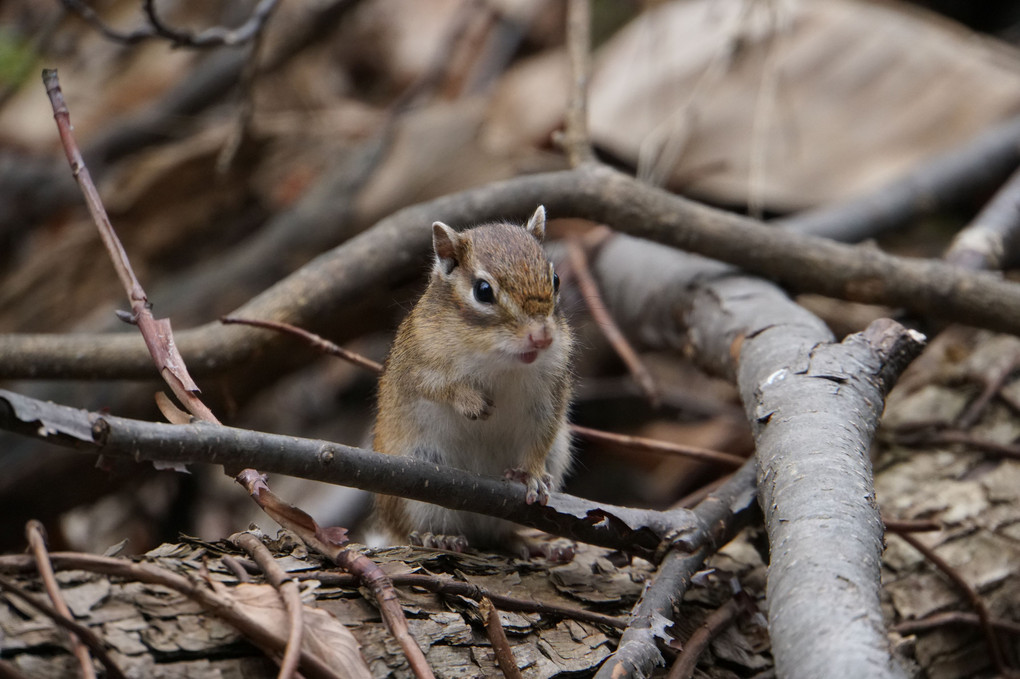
[558,0,595,166]
[41,68,217,424]
[594,460,758,678]
[62,0,280,47]
[778,114,1020,242]
[945,164,1020,271]
[2,165,1017,380]
[0,388,698,558]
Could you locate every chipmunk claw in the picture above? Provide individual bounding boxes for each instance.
[505,469,553,505]
[409,531,469,552]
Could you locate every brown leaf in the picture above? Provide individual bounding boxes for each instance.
[231,583,372,679]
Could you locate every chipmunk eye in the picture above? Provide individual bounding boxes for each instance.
[473,278,495,304]
[552,273,560,293]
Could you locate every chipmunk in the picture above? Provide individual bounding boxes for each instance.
[373,205,573,555]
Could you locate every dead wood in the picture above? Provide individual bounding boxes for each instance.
[586,235,922,678]
[0,388,699,558]
[595,460,758,678]
[776,114,1020,242]
[1,164,1016,383]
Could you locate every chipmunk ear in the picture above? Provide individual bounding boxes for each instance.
[432,221,461,275]
[524,205,546,242]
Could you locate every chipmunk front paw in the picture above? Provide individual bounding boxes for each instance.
[504,468,553,505]
[454,387,493,420]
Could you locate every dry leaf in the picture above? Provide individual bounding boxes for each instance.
[232,582,372,679]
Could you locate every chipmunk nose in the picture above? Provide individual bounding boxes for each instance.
[527,323,553,350]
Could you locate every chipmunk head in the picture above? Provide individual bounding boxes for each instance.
[431,205,565,365]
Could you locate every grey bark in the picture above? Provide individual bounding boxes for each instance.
[588,235,920,679]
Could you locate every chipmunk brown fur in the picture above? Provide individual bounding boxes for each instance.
[373,206,573,553]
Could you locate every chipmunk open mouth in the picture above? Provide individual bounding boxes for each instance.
[517,350,539,364]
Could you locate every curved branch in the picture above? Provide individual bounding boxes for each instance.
[0,165,1015,379]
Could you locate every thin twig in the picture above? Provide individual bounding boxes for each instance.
[571,424,744,467]
[0,573,126,679]
[892,611,1020,638]
[882,518,941,533]
[62,0,280,47]
[894,531,1011,676]
[558,0,595,166]
[665,598,743,679]
[955,353,1020,430]
[222,317,383,373]
[25,521,97,679]
[892,429,1020,463]
[480,598,525,679]
[565,236,660,406]
[234,533,305,679]
[235,472,436,679]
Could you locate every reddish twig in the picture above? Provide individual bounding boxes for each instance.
[25,521,97,679]
[882,518,941,533]
[894,532,1011,676]
[481,598,525,679]
[234,532,305,679]
[665,598,743,679]
[222,316,383,374]
[235,471,435,679]
[0,572,126,679]
[570,424,745,468]
[42,68,218,425]
[565,236,660,407]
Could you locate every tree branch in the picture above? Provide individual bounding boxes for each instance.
[0,389,696,558]
[0,164,1014,380]
[586,236,919,678]
[594,460,758,679]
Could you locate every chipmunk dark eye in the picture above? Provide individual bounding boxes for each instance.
[473,278,495,304]
[552,273,560,293]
